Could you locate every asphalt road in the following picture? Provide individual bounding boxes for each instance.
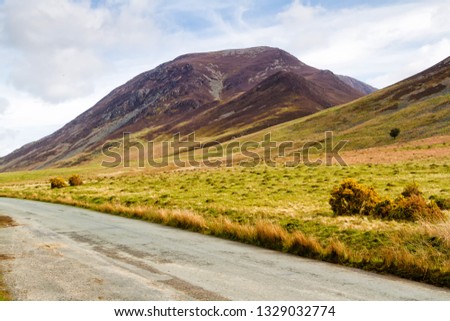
[0,197,449,300]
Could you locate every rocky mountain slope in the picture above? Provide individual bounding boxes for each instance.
[0,46,373,171]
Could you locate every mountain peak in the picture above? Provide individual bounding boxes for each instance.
[175,46,287,59]
[0,46,370,171]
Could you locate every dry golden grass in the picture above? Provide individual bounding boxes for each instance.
[416,218,450,248]
[207,216,256,242]
[164,209,208,231]
[342,136,450,165]
[325,239,350,263]
[255,221,289,250]
[286,231,323,257]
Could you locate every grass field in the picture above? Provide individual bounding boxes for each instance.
[1,141,449,287]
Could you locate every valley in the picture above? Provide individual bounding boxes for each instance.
[0,47,449,295]
[0,139,449,287]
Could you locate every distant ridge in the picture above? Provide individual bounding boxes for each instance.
[337,75,377,94]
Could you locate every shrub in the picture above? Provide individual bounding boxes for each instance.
[329,179,380,216]
[330,180,446,222]
[372,198,395,219]
[391,195,445,222]
[389,128,400,139]
[68,174,83,186]
[429,195,450,210]
[50,177,67,189]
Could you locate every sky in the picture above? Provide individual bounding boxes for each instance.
[0,0,449,157]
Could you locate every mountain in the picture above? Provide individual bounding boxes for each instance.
[0,46,372,171]
[239,55,450,151]
[337,75,377,94]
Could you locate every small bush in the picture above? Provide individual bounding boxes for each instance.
[329,179,380,216]
[68,174,83,186]
[390,128,400,139]
[50,177,67,189]
[372,198,395,219]
[429,195,450,210]
[330,180,446,222]
[391,195,445,222]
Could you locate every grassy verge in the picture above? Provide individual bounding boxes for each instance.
[0,216,15,301]
[0,162,449,287]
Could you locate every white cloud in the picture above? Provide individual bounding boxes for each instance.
[0,97,8,114]
[273,0,450,88]
[0,83,111,156]
[2,0,108,102]
[1,0,163,102]
[9,48,107,102]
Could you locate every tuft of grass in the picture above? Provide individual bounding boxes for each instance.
[323,239,350,264]
[286,231,323,258]
[401,182,423,198]
[255,221,288,251]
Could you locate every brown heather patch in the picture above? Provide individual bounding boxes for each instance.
[342,136,450,165]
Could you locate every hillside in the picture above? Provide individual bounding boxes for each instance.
[238,55,450,154]
[0,46,371,172]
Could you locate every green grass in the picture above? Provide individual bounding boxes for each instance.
[0,159,449,287]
